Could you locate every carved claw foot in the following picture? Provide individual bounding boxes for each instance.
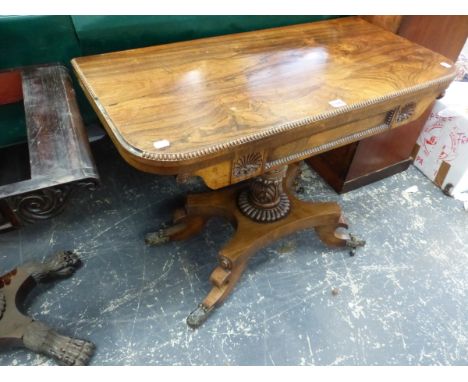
[23,321,95,366]
[42,250,80,278]
[23,250,81,282]
[186,304,214,329]
[346,234,366,256]
[0,293,5,320]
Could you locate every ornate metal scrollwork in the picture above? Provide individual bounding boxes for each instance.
[232,152,263,178]
[238,166,291,223]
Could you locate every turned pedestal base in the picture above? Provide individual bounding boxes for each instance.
[146,164,365,328]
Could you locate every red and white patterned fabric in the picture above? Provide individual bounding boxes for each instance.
[414,81,468,194]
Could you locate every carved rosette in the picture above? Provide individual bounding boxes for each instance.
[232,152,263,179]
[238,166,291,223]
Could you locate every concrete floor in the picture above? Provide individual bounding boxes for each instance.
[1,137,467,365]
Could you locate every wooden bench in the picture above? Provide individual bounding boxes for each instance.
[0,64,99,231]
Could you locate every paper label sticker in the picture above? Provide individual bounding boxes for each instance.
[153,139,170,149]
[329,99,347,108]
[440,62,452,68]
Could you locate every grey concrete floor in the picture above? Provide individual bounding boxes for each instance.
[1,137,467,365]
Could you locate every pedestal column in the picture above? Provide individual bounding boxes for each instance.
[237,166,291,223]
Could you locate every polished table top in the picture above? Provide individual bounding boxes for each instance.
[72,16,455,187]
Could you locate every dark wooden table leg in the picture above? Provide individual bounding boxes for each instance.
[0,251,95,365]
[147,162,365,328]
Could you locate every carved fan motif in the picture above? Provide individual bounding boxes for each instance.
[232,152,263,178]
[396,102,416,123]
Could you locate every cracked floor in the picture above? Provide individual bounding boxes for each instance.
[1,137,467,365]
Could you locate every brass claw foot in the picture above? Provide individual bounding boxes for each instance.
[145,228,170,246]
[146,214,208,246]
[346,234,366,256]
[186,304,214,329]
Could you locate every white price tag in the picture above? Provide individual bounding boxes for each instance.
[329,99,347,108]
[153,139,171,149]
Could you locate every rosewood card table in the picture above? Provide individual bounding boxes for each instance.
[72,17,456,328]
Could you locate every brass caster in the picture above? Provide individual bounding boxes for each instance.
[144,229,170,246]
[443,183,454,197]
[186,304,214,329]
[346,234,366,256]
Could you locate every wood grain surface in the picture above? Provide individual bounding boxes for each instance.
[72,16,455,184]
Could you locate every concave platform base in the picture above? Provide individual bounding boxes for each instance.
[146,163,365,328]
[0,252,95,365]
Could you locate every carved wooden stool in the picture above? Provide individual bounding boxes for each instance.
[0,251,95,365]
